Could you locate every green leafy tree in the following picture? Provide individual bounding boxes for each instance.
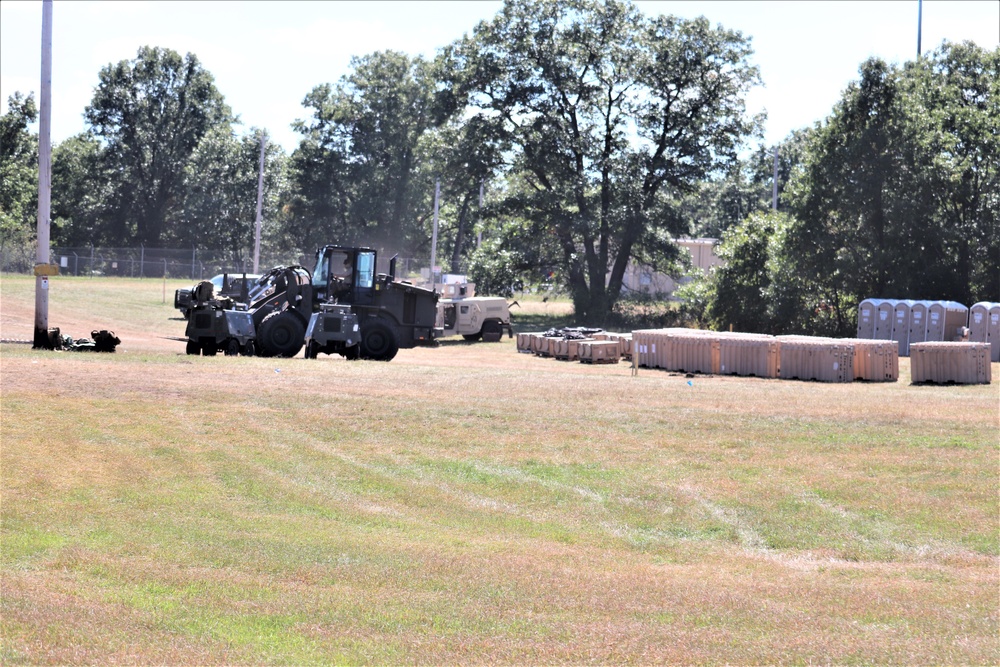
[786,43,999,330]
[84,46,232,245]
[175,127,288,264]
[0,92,38,264]
[706,211,783,333]
[51,132,107,247]
[418,114,507,275]
[906,41,999,303]
[287,51,445,254]
[446,0,761,323]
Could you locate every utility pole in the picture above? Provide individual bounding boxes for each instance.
[430,179,440,287]
[252,132,266,273]
[917,0,923,57]
[33,0,54,349]
[772,146,779,211]
[477,179,484,248]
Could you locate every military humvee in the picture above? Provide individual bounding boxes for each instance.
[436,282,513,342]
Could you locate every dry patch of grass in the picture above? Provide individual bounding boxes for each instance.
[2,275,998,664]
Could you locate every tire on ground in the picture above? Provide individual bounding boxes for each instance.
[258,311,306,358]
[359,319,399,361]
[481,320,503,342]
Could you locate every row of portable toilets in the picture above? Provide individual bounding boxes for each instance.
[856,299,1000,361]
[517,328,993,385]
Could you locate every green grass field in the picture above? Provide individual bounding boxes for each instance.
[1,274,997,664]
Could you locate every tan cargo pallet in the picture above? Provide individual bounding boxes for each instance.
[578,340,621,364]
[552,338,593,362]
[516,332,542,354]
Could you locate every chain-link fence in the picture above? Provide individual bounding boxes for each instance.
[2,242,432,283]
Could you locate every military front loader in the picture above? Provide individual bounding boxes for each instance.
[183,245,440,361]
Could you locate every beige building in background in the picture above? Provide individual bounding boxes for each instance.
[617,238,723,297]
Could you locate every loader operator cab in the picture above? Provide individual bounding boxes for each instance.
[312,245,376,306]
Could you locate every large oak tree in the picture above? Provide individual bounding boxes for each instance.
[445,0,761,321]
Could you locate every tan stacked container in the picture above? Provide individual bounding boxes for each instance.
[578,340,621,364]
[777,336,854,383]
[631,329,665,368]
[910,342,991,384]
[717,333,779,378]
[517,332,542,354]
[658,329,719,374]
[593,332,632,360]
[840,339,899,381]
[552,338,593,361]
[619,333,633,360]
[532,335,561,357]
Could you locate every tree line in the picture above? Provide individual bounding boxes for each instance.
[1,0,996,330]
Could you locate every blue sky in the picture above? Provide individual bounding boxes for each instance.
[2,0,997,153]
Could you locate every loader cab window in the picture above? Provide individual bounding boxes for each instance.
[331,250,353,281]
[356,251,375,289]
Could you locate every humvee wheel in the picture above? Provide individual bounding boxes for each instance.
[360,320,399,361]
[201,339,218,356]
[462,332,482,342]
[243,341,256,357]
[342,344,361,360]
[185,340,200,355]
[481,320,503,342]
[304,340,319,359]
[225,339,240,356]
[258,311,305,358]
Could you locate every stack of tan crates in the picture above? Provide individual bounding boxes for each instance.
[910,342,992,384]
[593,332,632,361]
[841,339,899,381]
[629,329,780,378]
[552,337,594,361]
[578,340,621,364]
[717,333,780,378]
[516,332,540,354]
[532,334,561,357]
[776,336,855,383]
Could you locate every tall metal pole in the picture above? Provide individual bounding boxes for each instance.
[430,179,440,287]
[917,0,923,57]
[252,132,266,273]
[772,146,779,211]
[477,179,484,248]
[33,0,53,348]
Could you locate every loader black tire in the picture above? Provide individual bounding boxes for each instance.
[359,320,399,361]
[258,311,305,358]
[481,320,503,343]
